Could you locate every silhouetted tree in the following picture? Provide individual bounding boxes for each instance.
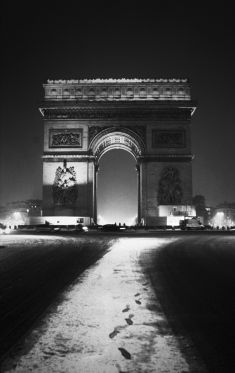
[193,195,208,222]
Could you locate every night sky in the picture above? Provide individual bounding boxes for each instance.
[1,3,234,212]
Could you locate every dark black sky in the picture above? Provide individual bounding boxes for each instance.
[1,2,234,207]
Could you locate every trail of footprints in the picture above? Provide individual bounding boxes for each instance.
[109,282,149,362]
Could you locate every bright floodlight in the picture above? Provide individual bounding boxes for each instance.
[13,212,21,219]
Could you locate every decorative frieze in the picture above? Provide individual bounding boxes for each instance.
[152,130,185,148]
[41,108,192,121]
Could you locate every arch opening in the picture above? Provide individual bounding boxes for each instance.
[97,149,138,225]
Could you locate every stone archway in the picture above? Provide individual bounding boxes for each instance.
[89,128,144,224]
[40,78,196,226]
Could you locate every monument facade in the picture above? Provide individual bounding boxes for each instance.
[39,79,196,225]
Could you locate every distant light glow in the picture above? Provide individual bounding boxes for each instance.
[13,212,21,219]
[97,215,107,225]
[167,216,182,226]
[212,211,233,228]
[10,211,25,226]
[126,215,137,226]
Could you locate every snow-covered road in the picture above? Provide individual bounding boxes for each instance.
[2,237,204,372]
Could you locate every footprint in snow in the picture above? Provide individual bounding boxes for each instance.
[122,305,130,313]
[118,347,132,360]
[125,318,133,325]
[109,328,120,339]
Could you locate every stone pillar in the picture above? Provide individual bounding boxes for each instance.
[93,163,99,224]
[136,164,141,225]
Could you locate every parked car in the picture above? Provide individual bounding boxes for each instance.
[100,224,121,232]
[180,218,205,230]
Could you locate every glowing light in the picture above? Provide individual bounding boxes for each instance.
[126,215,137,226]
[97,215,107,225]
[167,216,182,226]
[213,211,226,228]
[13,212,21,219]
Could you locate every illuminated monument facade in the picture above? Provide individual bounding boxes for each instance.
[40,79,196,225]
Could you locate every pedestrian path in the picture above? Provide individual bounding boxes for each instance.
[2,238,205,372]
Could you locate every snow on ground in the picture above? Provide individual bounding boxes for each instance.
[2,237,200,372]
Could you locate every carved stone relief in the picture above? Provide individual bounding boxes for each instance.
[50,129,83,148]
[52,160,78,205]
[152,130,185,148]
[157,167,183,204]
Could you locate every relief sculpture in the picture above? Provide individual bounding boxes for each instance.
[152,130,185,148]
[50,129,82,147]
[157,167,183,204]
[53,160,78,205]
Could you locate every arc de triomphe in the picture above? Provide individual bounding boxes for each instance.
[39,79,196,225]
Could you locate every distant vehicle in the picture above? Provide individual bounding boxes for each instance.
[100,224,121,232]
[36,224,53,232]
[204,224,213,230]
[52,224,88,232]
[180,218,205,231]
[76,224,88,232]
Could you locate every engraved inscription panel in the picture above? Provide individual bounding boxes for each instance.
[152,130,185,148]
[49,129,83,148]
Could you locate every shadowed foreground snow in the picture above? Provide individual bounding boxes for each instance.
[2,238,206,372]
